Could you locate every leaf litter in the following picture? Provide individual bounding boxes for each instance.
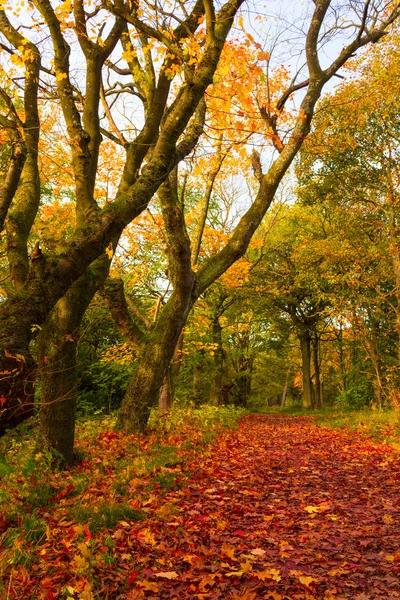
[2,413,400,599]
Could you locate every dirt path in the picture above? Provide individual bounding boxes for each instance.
[125,414,400,599]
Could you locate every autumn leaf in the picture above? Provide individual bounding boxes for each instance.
[136,580,159,592]
[304,505,319,513]
[254,568,281,582]
[221,542,236,559]
[250,547,266,556]
[298,575,317,586]
[154,571,178,579]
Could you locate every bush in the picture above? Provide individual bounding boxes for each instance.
[334,382,373,411]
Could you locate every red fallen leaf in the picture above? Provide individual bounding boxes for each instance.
[128,570,139,585]
[234,530,247,536]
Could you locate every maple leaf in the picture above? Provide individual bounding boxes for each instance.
[199,574,217,591]
[304,505,319,513]
[136,580,159,592]
[298,575,317,586]
[240,560,253,573]
[254,568,281,582]
[221,543,236,559]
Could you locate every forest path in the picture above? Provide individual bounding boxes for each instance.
[130,413,400,599]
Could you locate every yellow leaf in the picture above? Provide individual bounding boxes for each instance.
[138,528,157,546]
[383,515,393,524]
[56,72,68,81]
[77,542,91,558]
[106,242,113,259]
[299,575,317,586]
[221,543,236,559]
[304,506,319,513]
[240,560,253,573]
[385,555,395,563]
[254,568,281,582]
[136,580,159,592]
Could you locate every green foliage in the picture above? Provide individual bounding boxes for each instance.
[334,382,373,411]
[78,359,135,415]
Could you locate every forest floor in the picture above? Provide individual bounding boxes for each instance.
[1,411,400,599]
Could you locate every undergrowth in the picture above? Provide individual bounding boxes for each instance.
[262,404,400,448]
[314,407,400,449]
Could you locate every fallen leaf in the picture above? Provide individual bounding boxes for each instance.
[154,571,178,579]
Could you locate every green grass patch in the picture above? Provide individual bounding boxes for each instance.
[72,502,146,533]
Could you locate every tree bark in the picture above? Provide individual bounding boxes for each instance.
[158,375,171,414]
[300,331,314,409]
[312,331,322,409]
[38,256,111,463]
[281,369,290,407]
[116,287,195,432]
[210,317,224,406]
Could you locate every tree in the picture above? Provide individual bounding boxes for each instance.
[0,0,245,435]
[298,29,400,406]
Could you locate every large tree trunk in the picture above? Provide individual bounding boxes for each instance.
[38,295,79,465]
[300,331,314,409]
[38,258,110,463]
[117,288,194,432]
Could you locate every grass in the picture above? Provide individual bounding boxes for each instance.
[71,503,146,533]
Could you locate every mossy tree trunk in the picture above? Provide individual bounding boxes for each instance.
[38,257,111,464]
